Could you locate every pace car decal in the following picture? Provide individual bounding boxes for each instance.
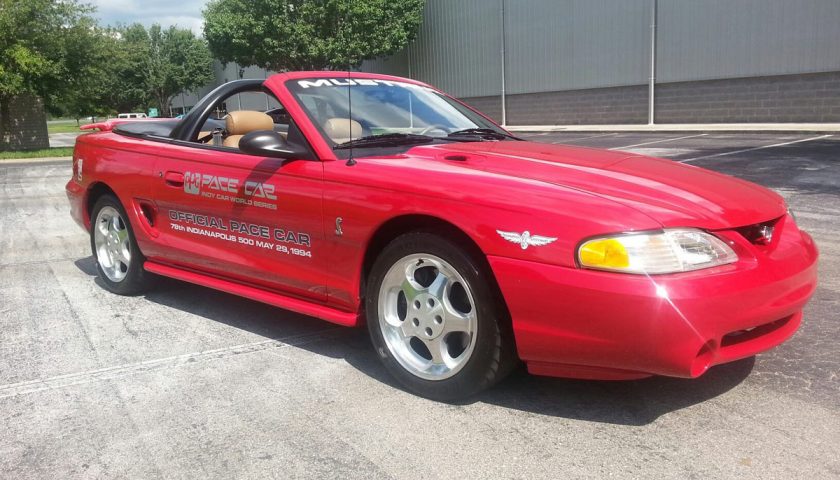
[168,209,312,258]
[184,171,278,210]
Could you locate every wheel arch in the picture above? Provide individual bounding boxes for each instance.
[362,214,484,281]
[85,182,118,228]
[360,214,514,340]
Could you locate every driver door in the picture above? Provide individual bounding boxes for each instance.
[152,147,326,302]
[151,88,327,302]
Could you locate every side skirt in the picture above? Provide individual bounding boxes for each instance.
[144,261,359,327]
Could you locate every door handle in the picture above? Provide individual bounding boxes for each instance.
[164,171,184,187]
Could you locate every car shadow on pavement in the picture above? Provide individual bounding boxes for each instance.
[74,256,400,389]
[75,256,755,426]
[470,357,755,426]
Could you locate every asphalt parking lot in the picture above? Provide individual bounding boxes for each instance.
[2,132,838,479]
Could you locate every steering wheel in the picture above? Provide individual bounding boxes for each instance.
[417,124,449,136]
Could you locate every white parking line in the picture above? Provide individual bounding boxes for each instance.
[550,132,618,144]
[608,133,708,150]
[0,328,339,399]
[680,134,834,163]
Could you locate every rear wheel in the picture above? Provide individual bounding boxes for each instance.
[90,194,151,295]
[366,232,515,401]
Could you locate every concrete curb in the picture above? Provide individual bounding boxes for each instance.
[506,123,840,133]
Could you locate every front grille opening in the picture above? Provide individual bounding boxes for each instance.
[734,217,782,245]
[721,316,792,347]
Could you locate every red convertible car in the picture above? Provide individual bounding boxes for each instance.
[67,72,818,400]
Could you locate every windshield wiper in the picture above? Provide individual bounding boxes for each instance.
[333,133,436,150]
[447,128,521,141]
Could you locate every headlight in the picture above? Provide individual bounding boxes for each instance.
[578,228,737,274]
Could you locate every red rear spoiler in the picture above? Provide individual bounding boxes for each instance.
[80,118,171,132]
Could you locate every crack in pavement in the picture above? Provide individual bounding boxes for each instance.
[0,328,341,399]
[0,256,87,268]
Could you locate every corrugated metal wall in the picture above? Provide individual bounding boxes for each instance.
[657,0,840,83]
[363,0,502,98]
[504,0,650,94]
[362,0,840,95]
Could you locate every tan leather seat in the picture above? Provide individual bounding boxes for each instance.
[223,111,274,148]
[323,118,362,144]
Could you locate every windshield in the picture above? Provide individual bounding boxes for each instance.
[286,78,505,147]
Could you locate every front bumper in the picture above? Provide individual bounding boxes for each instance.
[489,218,818,380]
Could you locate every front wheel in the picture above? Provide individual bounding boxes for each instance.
[90,194,152,295]
[366,232,516,401]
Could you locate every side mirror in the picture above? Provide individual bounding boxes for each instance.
[239,130,305,159]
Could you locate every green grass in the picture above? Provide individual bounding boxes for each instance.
[0,147,74,159]
[47,122,91,134]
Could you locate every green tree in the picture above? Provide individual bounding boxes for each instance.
[0,0,98,148]
[44,23,152,122]
[146,24,215,115]
[47,27,124,122]
[203,0,426,71]
[107,24,155,114]
[51,23,214,119]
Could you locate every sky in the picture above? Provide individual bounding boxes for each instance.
[89,0,209,35]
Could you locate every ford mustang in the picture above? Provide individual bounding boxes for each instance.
[66,72,818,400]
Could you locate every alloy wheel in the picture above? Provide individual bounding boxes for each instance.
[377,253,478,380]
[93,206,131,283]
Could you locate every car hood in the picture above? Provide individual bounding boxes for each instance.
[414,141,786,230]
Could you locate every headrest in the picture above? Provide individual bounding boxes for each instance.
[225,111,273,135]
[323,118,362,143]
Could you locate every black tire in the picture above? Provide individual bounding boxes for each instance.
[89,194,152,295]
[366,231,517,401]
